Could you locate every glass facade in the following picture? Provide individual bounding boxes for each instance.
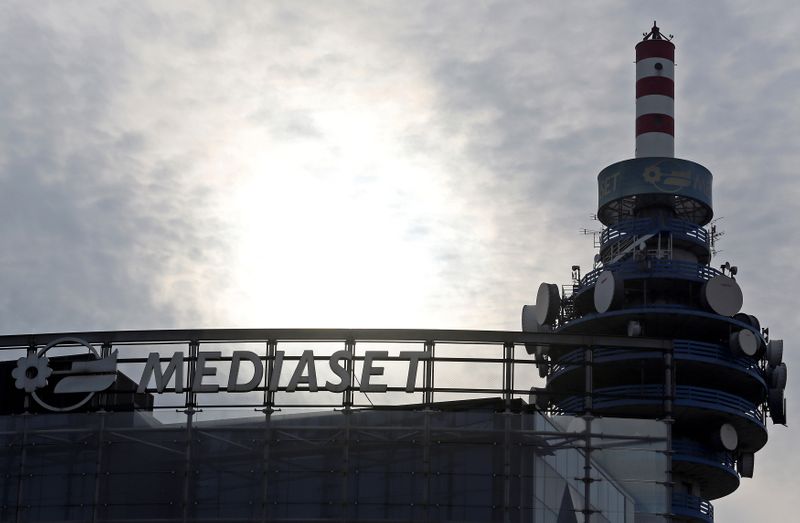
[0,408,662,523]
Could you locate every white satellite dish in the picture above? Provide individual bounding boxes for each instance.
[534,283,561,326]
[718,423,738,451]
[768,388,786,425]
[738,452,755,478]
[701,275,743,316]
[766,339,783,367]
[768,363,787,390]
[594,271,621,313]
[537,346,549,378]
[733,313,760,331]
[627,320,643,337]
[729,329,758,357]
[522,305,539,332]
[529,387,550,410]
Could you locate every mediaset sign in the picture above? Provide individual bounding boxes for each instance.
[597,157,713,209]
[12,337,431,411]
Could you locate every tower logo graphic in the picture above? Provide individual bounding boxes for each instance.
[11,337,118,412]
[642,160,692,193]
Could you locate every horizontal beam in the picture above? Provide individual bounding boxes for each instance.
[0,328,672,351]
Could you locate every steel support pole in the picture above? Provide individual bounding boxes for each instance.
[14,412,29,523]
[423,341,435,407]
[341,404,352,523]
[583,347,594,523]
[344,339,355,410]
[91,412,106,522]
[664,348,675,520]
[183,340,199,523]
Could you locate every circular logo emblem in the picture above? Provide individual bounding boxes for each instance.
[642,160,693,194]
[11,337,118,412]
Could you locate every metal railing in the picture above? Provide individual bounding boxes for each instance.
[672,439,737,476]
[672,492,714,523]
[0,329,673,414]
[554,385,765,427]
[549,340,764,386]
[599,218,709,250]
[580,259,722,288]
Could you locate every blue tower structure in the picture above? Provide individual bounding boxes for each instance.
[523,23,787,521]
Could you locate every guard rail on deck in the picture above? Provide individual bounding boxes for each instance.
[580,259,722,288]
[599,218,710,249]
[672,492,714,523]
[554,385,764,428]
[549,340,764,386]
[672,439,737,477]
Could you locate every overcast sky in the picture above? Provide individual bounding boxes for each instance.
[0,1,798,521]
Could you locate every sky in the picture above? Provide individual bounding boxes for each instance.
[0,1,798,521]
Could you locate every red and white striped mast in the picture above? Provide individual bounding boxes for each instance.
[635,22,675,158]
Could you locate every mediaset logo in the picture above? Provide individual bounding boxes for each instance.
[10,339,433,408]
[12,337,118,412]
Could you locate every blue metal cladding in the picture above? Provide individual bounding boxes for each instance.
[671,440,738,479]
[597,158,713,212]
[549,341,765,388]
[553,385,764,429]
[672,492,714,523]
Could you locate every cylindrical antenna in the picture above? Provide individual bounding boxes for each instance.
[635,22,675,157]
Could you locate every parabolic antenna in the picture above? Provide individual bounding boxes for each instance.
[729,329,758,357]
[718,423,738,451]
[534,283,561,326]
[738,453,755,478]
[766,339,784,367]
[594,271,621,313]
[522,305,551,366]
[521,305,539,332]
[768,388,786,425]
[701,275,743,316]
[530,388,550,410]
[769,363,788,390]
[733,313,760,331]
[536,346,549,378]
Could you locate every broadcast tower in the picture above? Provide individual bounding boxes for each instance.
[524,22,787,521]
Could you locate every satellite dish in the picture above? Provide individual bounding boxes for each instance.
[768,388,787,425]
[701,275,743,316]
[522,305,539,332]
[529,387,550,410]
[627,320,643,337]
[738,452,755,478]
[733,313,760,331]
[594,271,622,313]
[768,363,788,389]
[534,283,561,325]
[766,339,784,367]
[718,423,739,451]
[729,329,758,357]
[538,358,549,378]
[533,345,550,378]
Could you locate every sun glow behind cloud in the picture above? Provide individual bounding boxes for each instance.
[225,91,456,327]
